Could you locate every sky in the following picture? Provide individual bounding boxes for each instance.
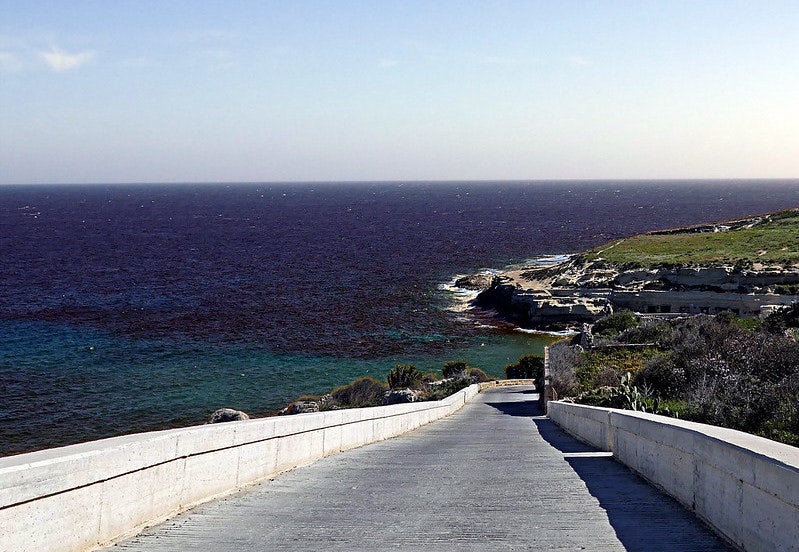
[1,1,798,184]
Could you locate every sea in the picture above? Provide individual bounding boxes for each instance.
[2,180,799,457]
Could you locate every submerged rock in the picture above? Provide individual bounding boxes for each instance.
[207,408,250,423]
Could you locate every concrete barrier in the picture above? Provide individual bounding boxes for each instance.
[548,401,799,552]
[478,378,535,390]
[0,384,481,552]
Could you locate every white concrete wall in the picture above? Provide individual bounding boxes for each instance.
[0,385,480,552]
[548,401,799,552]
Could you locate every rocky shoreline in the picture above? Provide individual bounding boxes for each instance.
[466,213,799,330]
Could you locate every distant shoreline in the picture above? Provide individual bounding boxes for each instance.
[468,208,799,329]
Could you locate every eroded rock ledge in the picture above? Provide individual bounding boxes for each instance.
[472,214,799,329]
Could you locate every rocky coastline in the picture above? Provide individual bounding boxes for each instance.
[467,212,799,330]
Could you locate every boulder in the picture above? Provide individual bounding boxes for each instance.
[207,408,250,424]
[383,389,424,405]
[281,400,320,415]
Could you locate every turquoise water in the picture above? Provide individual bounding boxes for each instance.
[4,180,799,456]
[0,317,552,455]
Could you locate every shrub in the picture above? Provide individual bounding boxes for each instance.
[443,360,470,379]
[467,367,492,383]
[330,377,388,407]
[505,354,544,381]
[421,371,440,384]
[569,308,799,445]
[387,364,424,390]
[633,352,684,397]
[593,367,620,388]
[593,310,637,337]
[548,341,580,398]
[616,319,674,346]
[576,348,657,391]
[424,377,472,400]
[763,303,799,332]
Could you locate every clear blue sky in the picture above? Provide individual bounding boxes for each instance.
[1,1,798,184]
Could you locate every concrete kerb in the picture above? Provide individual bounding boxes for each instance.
[548,400,799,552]
[0,381,499,552]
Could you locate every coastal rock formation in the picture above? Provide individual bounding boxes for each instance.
[281,400,321,415]
[383,389,424,405]
[207,408,250,423]
[473,212,799,329]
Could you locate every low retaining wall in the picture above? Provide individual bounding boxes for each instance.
[478,378,535,390]
[548,401,799,552]
[0,384,480,552]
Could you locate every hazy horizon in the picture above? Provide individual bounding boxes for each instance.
[2,1,798,184]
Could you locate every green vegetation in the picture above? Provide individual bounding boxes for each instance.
[592,310,638,338]
[550,310,799,447]
[575,373,680,417]
[504,354,544,382]
[576,347,661,391]
[388,364,425,390]
[424,376,474,401]
[581,209,799,267]
[330,377,387,407]
[280,357,528,414]
[467,367,492,383]
[442,360,469,379]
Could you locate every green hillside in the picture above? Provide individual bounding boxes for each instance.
[582,209,799,268]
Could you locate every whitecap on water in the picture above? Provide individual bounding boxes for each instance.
[514,327,577,337]
[524,254,571,265]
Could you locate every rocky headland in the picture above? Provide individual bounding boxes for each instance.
[468,210,799,330]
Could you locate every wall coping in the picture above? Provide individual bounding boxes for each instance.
[551,401,799,471]
[1,383,492,552]
[548,400,799,551]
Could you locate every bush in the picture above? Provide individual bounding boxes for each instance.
[387,364,424,390]
[421,371,440,384]
[505,354,544,381]
[616,319,674,346]
[593,367,620,388]
[763,303,799,332]
[330,377,388,407]
[633,352,684,397]
[467,367,492,383]
[577,348,657,391]
[548,341,580,398]
[443,360,469,379]
[593,310,638,337]
[424,377,472,401]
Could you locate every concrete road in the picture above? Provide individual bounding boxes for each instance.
[113,386,731,551]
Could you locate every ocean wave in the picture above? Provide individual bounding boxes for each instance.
[522,254,572,265]
[514,327,577,337]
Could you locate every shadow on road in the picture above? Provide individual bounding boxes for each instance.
[531,417,731,552]
[484,398,541,417]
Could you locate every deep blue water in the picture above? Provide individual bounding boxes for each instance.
[2,180,799,456]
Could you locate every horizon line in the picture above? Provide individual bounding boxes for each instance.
[2,177,799,187]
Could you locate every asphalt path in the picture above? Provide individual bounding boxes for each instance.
[113,386,732,551]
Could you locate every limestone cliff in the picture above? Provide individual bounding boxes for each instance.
[472,211,799,329]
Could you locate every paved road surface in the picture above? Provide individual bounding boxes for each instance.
[113,386,731,551]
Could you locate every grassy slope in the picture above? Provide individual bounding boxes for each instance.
[582,209,799,267]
